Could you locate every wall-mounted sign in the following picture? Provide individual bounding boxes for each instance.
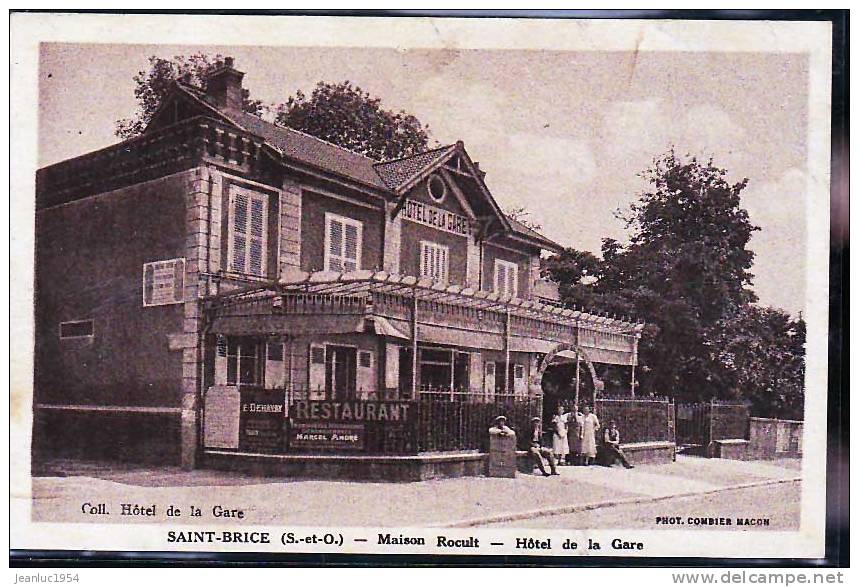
[402,198,471,237]
[239,388,285,452]
[142,258,185,307]
[288,400,416,453]
[289,422,365,451]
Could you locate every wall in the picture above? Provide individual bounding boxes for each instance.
[34,171,191,407]
[399,221,468,284]
[481,241,536,299]
[34,169,200,466]
[748,417,803,459]
[300,190,384,273]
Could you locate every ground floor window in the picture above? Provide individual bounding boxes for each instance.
[398,346,471,395]
[225,338,264,386]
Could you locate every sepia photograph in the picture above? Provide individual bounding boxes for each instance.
[9,12,840,563]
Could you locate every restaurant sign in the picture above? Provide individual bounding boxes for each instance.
[288,400,416,453]
[402,198,471,237]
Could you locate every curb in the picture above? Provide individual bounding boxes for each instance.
[439,476,802,528]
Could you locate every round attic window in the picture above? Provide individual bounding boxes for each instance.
[427,173,447,203]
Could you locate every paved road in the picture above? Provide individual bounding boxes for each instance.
[27,456,801,528]
[476,481,801,530]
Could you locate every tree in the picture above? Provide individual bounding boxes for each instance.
[115,54,265,139]
[117,56,433,161]
[542,150,796,406]
[710,306,806,419]
[541,247,602,310]
[275,81,431,160]
[502,205,543,231]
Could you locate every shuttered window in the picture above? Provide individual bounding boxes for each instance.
[494,259,519,298]
[420,241,449,283]
[324,213,362,272]
[229,187,268,277]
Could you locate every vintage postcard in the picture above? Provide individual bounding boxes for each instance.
[10,13,835,561]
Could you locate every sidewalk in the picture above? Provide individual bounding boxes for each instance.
[28,455,801,528]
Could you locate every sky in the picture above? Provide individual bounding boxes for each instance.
[38,44,809,315]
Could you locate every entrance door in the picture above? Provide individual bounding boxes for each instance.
[326,345,357,400]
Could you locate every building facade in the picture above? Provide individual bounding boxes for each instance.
[34,58,642,471]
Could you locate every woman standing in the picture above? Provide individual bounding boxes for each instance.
[579,405,600,466]
[551,404,570,465]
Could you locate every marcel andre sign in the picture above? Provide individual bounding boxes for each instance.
[288,400,414,451]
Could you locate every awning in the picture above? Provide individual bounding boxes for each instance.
[368,315,409,340]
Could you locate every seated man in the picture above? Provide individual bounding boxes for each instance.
[528,417,559,476]
[601,420,634,469]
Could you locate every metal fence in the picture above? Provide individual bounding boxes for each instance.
[594,396,675,444]
[415,390,541,453]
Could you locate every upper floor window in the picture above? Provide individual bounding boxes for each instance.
[324,213,362,272]
[228,186,268,277]
[494,259,519,298]
[420,241,449,283]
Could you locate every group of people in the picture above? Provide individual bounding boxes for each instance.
[489,405,635,477]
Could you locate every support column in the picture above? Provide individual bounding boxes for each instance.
[279,178,302,278]
[466,233,481,288]
[383,201,402,274]
[411,287,418,399]
[181,166,213,470]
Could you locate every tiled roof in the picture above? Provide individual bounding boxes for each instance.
[228,110,388,189]
[372,145,455,190]
[176,83,387,190]
[507,217,559,248]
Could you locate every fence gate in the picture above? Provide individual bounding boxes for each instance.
[674,400,750,448]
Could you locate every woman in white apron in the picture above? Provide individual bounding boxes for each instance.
[551,404,570,465]
[579,405,600,466]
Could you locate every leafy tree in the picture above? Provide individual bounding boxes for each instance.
[115,54,265,139]
[710,306,806,419]
[275,81,431,160]
[541,247,602,310]
[542,150,804,410]
[117,56,433,161]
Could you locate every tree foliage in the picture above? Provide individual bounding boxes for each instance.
[275,81,431,160]
[115,54,265,139]
[543,150,805,414]
[116,57,431,161]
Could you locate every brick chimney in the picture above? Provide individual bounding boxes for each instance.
[204,56,245,111]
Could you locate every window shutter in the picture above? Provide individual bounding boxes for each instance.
[439,247,448,282]
[344,223,359,272]
[248,198,265,275]
[507,263,517,297]
[328,218,343,272]
[496,263,507,295]
[232,192,249,273]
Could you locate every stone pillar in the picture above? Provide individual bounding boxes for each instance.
[487,422,517,478]
[383,201,401,273]
[180,166,213,470]
[280,178,302,277]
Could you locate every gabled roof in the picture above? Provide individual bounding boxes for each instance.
[373,145,456,190]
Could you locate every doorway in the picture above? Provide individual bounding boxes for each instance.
[325,345,357,400]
